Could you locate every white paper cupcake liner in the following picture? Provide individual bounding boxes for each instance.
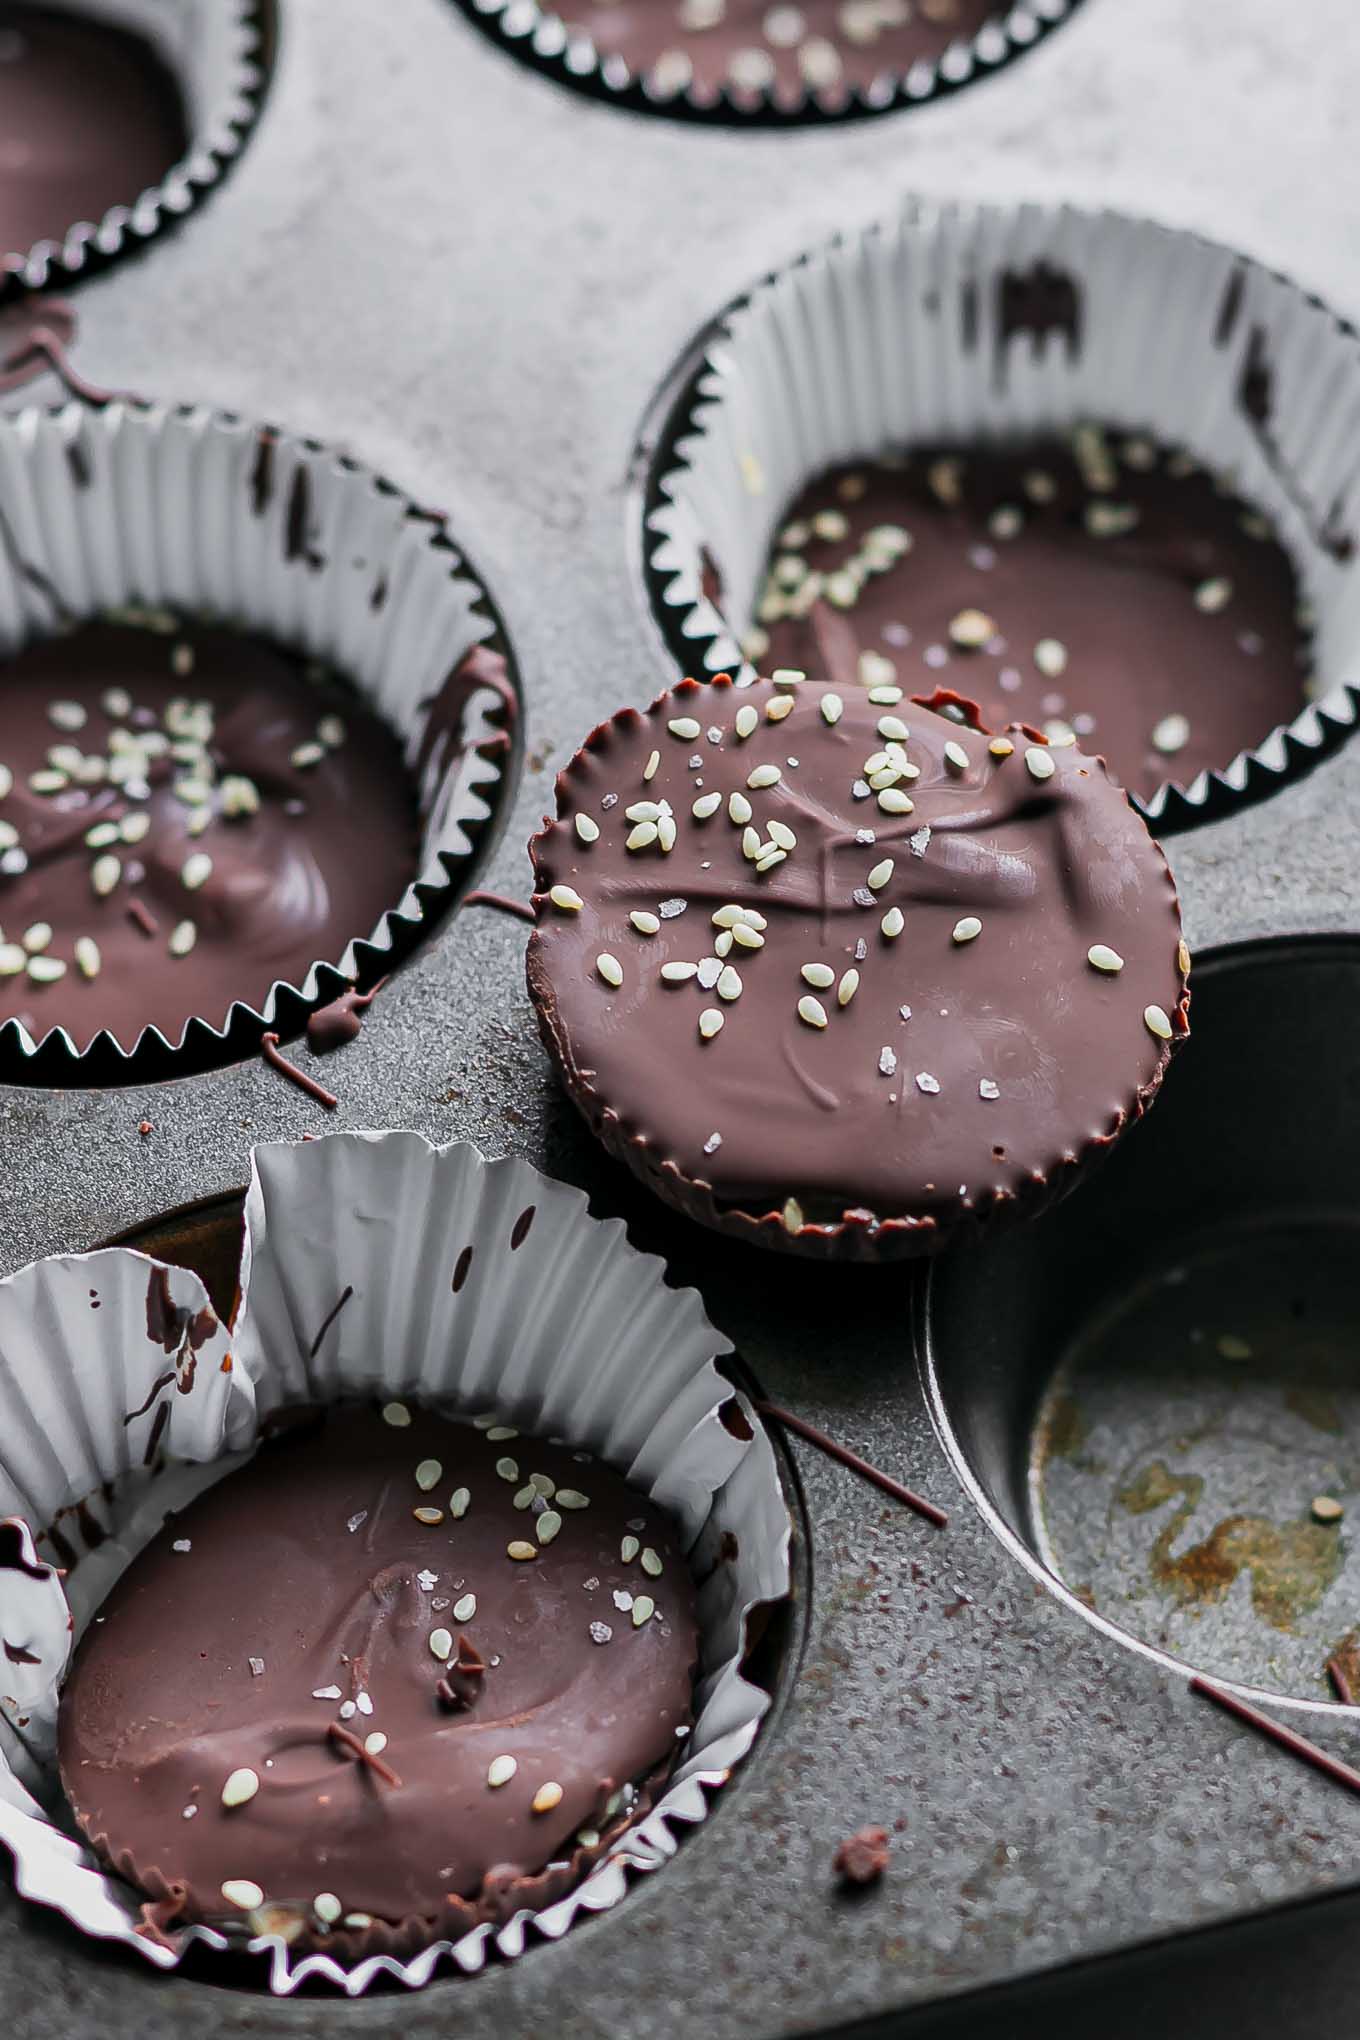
[0,397,514,1072]
[0,1130,790,1993]
[455,0,1082,126]
[644,198,1360,827]
[1,1,271,302]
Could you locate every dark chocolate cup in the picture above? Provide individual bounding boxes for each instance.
[0,2,274,305]
[641,199,1360,832]
[450,0,1084,128]
[526,675,1189,1262]
[921,936,1360,1712]
[0,397,517,1081]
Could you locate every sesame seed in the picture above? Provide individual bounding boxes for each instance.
[838,969,859,1007]
[988,737,1014,758]
[74,936,100,980]
[221,1768,259,1808]
[91,854,122,898]
[364,1731,388,1756]
[413,1506,444,1525]
[487,1754,519,1789]
[821,692,844,725]
[575,813,600,845]
[166,919,197,960]
[313,1892,343,1925]
[596,952,624,989]
[692,791,722,820]
[641,1548,663,1577]
[382,1402,411,1427]
[1178,940,1191,977]
[1218,1334,1252,1360]
[26,956,64,983]
[626,801,662,823]
[626,821,658,852]
[513,1483,536,1509]
[877,789,914,814]
[734,705,759,742]
[449,1487,470,1518]
[85,822,118,850]
[291,741,325,769]
[747,764,781,790]
[1034,639,1068,679]
[537,1509,562,1544]
[507,1540,538,1561]
[657,813,677,853]
[928,459,963,505]
[766,695,794,723]
[532,1781,564,1813]
[1152,713,1190,755]
[28,769,68,794]
[557,1488,590,1510]
[1087,944,1124,973]
[799,964,834,992]
[949,609,996,650]
[22,922,51,953]
[0,944,25,976]
[120,811,151,844]
[716,964,743,1001]
[877,716,909,743]
[916,1071,941,1095]
[632,1596,656,1627]
[1313,1495,1345,1525]
[221,1880,264,1911]
[318,714,346,748]
[943,740,970,774]
[867,858,894,892]
[798,995,828,1029]
[1144,1004,1173,1041]
[429,1628,453,1660]
[495,1457,518,1481]
[728,791,753,826]
[669,717,702,740]
[661,961,698,983]
[549,885,584,913]
[881,907,904,939]
[415,1459,443,1491]
[181,852,212,892]
[699,1007,724,1040]
[452,1593,477,1622]
[621,1534,641,1563]
[952,916,982,944]
[1024,746,1056,782]
[641,750,661,784]
[1195,577,1232,613]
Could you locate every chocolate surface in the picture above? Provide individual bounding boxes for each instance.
[559,0,997,105]
[745,438,1308,804]
[0,620,419,1051]
[0,6,187,261]
[528,676,1187,1248]
[58,1404,698,1945]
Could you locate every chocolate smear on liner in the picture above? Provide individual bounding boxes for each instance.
[260,1033,338,1111]
[754,1399,948,1529]
[1192,1675,1360,1795]
[308,1285,354,1360]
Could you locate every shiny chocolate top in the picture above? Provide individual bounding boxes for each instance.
[0,620,418,1051]
[59,1404,698,1942]
[528,677,1187,1232]
[559,0,998,106]
[748,436,1306,802]
[0,5,187,261]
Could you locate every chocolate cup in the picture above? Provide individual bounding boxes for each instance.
[0,399,517,1083]
[450,0,1084,128]
[0,1,274,305]
[920,936,1360,1711]
[641,201,1360,833]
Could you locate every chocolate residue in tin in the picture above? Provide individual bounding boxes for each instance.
[754,1400,948,1528]
[0,1521,52,1581]
[415,644,517,801]
[462,889,535,924]
[1285,1385,1344,1434]
[833,1826,890,1886]
[1327,1641,1359,1705]
[260,1032,339,1111]
[1119,1458,1344,1629]
[1037,1392,1086,1465]
[145,1266,216,1360]
[306,979,386,1055]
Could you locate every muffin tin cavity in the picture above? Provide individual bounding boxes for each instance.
[643,202,1360,829]
[922,938,1360,1707]
[0,1,274,301]
[452,0,1083,127]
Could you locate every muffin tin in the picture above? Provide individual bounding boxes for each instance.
[4,0,1360,2034]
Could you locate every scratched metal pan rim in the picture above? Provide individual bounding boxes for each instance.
[450,0,1083,128]
[918,933,1360,1720]
[640,196,1360,833]
[0,1130,792,1992]
[0,397,516,1084]
[0,0,275,307]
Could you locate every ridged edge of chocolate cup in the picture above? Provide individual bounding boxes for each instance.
[449,0,1084,128]
[526,673,1190,1262]
[640,197,1360,835]
[0,1,274,306]
[0,398,516,1083]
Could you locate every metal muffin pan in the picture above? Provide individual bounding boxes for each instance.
[5,0,1360,2035]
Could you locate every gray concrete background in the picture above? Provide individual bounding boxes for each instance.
[5,1,1360,2034]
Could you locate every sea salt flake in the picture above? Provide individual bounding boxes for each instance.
[658,898,688,919]
[583,1576,600,1590]
[172,1539,191,1553]
[703,1131,723,1154]
[854,939,867,961]
[855,829,876,845]
[900,1005,912,1021]
[852,887,875,908]
[417,1569,438,1591]
[613,1589,634,1612]
[313,1685,342,1700]
[590,1622,614,1645]
[248,1657,265,1677]
[909,826,931,858]
[356,1692,374,1716]
[879,1047,898,1076]
[697,957,722,989]
[347,1511,368,1533]
[339,1700,356,1720]
[707,726,723,744]
[916,1072,941,1095]
[980,1078,1000,1100]
[601,792,619,809]
[688,754,703,769]
[852,779,871,799]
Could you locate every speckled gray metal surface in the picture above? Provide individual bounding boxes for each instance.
[4,0,1360,2034]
